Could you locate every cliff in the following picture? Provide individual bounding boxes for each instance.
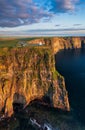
[0,47,70,116]
[28,37,82,53]
[51,37,81,54]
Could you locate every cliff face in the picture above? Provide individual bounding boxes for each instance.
[0,47,70,116]
[50,37,81,54]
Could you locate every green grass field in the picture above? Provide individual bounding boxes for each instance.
[0,37,42,48]
[0,39,18,48]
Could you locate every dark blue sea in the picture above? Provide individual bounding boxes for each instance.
[55,49,85,126]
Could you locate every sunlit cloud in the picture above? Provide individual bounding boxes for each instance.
[0,28,85,37]
[0,0,79,27]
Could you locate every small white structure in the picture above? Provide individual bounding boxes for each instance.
[39,42,43,46]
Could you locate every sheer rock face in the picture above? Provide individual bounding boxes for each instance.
[50,37,81,54]
[0,47,70,116]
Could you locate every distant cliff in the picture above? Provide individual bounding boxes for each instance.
[51,37,81,54]
[29,37,82,53]
[0,47,70,116]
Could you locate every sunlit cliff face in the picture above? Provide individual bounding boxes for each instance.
[0,46,70,116]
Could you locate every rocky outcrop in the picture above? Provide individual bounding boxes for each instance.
[0,47,70,116]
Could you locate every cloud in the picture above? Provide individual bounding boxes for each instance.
[54,0,79,12]
[55,24,61,26]
[0,0,79,27]
[1,28,85,37]
[0,0,52,27]
[34,0,79,13]
[73,24,82,26]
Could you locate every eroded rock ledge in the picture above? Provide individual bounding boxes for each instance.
[0,46,70,116]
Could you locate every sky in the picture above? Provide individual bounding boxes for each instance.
[0,0,85,36]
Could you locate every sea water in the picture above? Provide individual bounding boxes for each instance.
[55,49,85,125]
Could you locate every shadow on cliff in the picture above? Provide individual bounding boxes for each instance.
[81,40,85,51]
[12,86,54,116]
[13,93,26,114]
[27,84,53,110]
[26,84,69,115]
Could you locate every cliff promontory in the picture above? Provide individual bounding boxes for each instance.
[0,47,70,116]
